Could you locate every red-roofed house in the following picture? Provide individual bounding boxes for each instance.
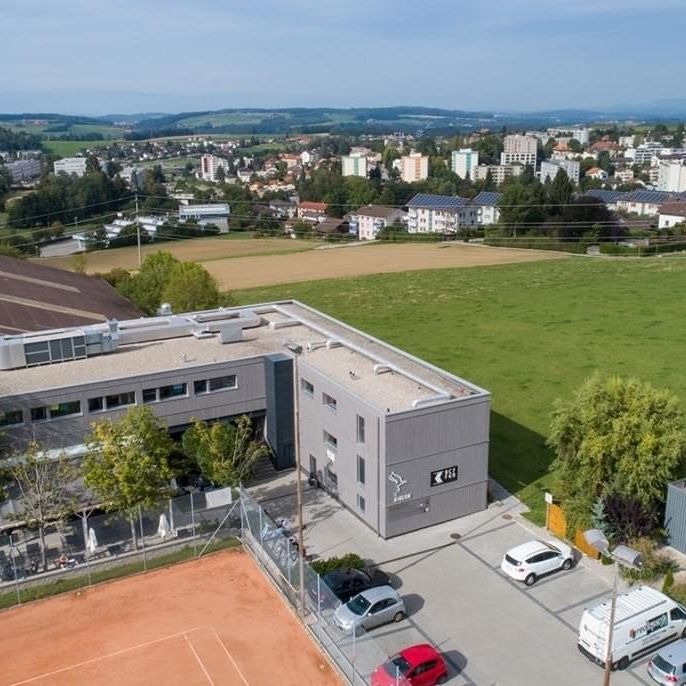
[297,201,329,223]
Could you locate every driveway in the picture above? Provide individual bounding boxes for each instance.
[248,472,654,686]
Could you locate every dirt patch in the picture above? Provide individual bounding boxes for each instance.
[0,550,341,686]
[205,242,566,290]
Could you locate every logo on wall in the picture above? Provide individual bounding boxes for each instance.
[388,471,411,503]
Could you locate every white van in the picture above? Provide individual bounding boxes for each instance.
[578,586,686,670]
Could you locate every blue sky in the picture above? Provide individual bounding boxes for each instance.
[1,0,684,114]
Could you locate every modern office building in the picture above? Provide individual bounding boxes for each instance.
[178,204,231,232]
[401,153,429,183]
[406,194,479,234]
[500,135,538,167]
[451,149,479,179]
[539,159,581,185]
[0,302,490,539]
[341,153,369,178]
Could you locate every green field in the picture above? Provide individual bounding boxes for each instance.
[234,257,686,523]
[43,139,116,156]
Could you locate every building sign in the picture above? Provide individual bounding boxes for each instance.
[430,466,458,487]
[388,471,412,503]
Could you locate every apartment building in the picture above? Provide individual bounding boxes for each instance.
[658,162,686,193]
[0,302,490,539]
[616,190,686,217]
[199,154,230,182]
[297,201,329,224]
[347,205,407,240]
[539,159,581,185]
[401,152,429,183]
[53,157,88,177]
[342,153,369,178]
[500,134,538,167]
[451,148,479,179]
[472,164,524,185]
[406,193,478,234]
[473,191,502,226]
[6,159,41,183]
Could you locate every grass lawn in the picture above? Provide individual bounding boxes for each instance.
[43,139,115,156]
[234,256,686,523]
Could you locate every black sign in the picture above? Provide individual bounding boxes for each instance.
[430,466,458,487]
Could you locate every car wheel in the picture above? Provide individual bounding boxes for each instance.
[562,558,573,571]
[524,573,536,586]
[393,611,405,623]
[616,656,630,670]
[437,675,448,685]
[681,627,686,639]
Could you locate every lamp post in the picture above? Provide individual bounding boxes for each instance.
[583,529,642,686]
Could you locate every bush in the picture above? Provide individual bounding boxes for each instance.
[619,538,678,584]
[668,582,686,606]
[310,553,365,576]
[663,567,675,593]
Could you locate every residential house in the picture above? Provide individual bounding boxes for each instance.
[583,190,628,213]
[314,217,349,237]
[347,205,407,240]
[586,167,609,181]
[298,201,329,224]
[658,203,686,229]
[617,190,686,217]
[473,191,502,226]
[407,193,478,234]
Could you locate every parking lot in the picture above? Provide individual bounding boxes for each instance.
[249,472,656,686]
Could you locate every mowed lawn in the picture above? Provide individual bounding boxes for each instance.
[235,256,686,522]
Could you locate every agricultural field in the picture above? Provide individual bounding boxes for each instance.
[234,256,686,522]
[42,139,116,156]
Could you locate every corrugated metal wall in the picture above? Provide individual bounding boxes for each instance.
[665,481,686,554]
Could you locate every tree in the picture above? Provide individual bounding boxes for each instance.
[85,154,102,175]
[72,252,87,274]
[84,406,174,546]
[7,441,76,571]
[548,374,686,536]
[181,416,268,487]
[118,251,180,314]
[160,261,222,313]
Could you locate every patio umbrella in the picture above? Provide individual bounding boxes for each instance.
[87,527,98,555]
[157,513,172,540]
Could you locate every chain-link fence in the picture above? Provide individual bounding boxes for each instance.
[0,488,240,610]
[239,486,410,686]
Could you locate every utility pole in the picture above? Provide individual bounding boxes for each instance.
[135,192,142,268]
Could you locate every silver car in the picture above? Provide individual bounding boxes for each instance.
[333,585,406,633]
[648,640,686,685]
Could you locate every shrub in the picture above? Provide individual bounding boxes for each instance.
[668,582,686,606]
[310,553,365,576]
[663,567,675,593]
[619,538,678,584]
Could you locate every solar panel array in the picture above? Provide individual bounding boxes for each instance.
[473,191,503,206]
[584,190,628,203]
[623,190,685,203]
[407,193,470,210]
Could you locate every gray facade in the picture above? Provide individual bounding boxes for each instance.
[665,480,686,554]
[0,301,490,539]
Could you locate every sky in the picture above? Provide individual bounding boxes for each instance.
[1,0,685,115]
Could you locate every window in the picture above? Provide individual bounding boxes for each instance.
[159,383,187,400]
[357,455,365,485]
[671,607,686,621]
[105,392,135,410]
[357,494,366,513]
[87,397,104,413]
[323,431,338,449]
[356,415,365,444]
[48,401,81,419]
[31,406,48,421]
[193,380,207,395]
[142,388,157,404]
[301,379,314,396]
[209,375,236,392]
[322,392,337,411]
[0,410,23,427]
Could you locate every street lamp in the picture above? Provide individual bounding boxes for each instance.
[583,529,642,686]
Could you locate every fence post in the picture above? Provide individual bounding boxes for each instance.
[138,505,147,571]
[287,538,292,586]
[83,511,92,586]
[9,532,20,606]
[317,574,322,621]
[190,492,197,557]
[259,506,264,547]
[168,498,175,536]
[351,626,356,685]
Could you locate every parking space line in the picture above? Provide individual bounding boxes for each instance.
[555,590,610,616]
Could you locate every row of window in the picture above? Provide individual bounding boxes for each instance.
[302,378,366,444]
[1,374,238,426]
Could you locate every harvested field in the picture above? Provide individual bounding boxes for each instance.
[0,550,340,686]
[204,242,565,290]
[34,238,311,273]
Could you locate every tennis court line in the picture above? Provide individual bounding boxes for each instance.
[213,631,251,686]
[8,626,205,686]
[184,633,215,686]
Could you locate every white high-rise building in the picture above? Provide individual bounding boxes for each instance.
[500,135,538,167]
[199,154,230,182]
[401,152,429,183]
[451,148,479,179]
[341,153,368,177]
[658,162,686,193]
[540,159,581,185]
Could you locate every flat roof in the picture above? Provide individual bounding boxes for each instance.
[0,301,487,414]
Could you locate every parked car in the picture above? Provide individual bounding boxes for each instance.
[648,639,686,684]
[500,539,574,586]
[314,567,392,607]
[333,586,405,633]
[372,644,448,686]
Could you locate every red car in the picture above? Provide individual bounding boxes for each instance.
[371,644,448,686]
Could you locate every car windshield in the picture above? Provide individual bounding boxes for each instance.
[653,654,676,674]
[347,594,371,616]
[385,655,411,677]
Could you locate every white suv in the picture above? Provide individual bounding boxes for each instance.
[501,539,574,586]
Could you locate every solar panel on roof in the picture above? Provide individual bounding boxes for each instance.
[408,193,470,210]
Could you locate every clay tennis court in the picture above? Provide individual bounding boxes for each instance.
[0,551,341,686]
